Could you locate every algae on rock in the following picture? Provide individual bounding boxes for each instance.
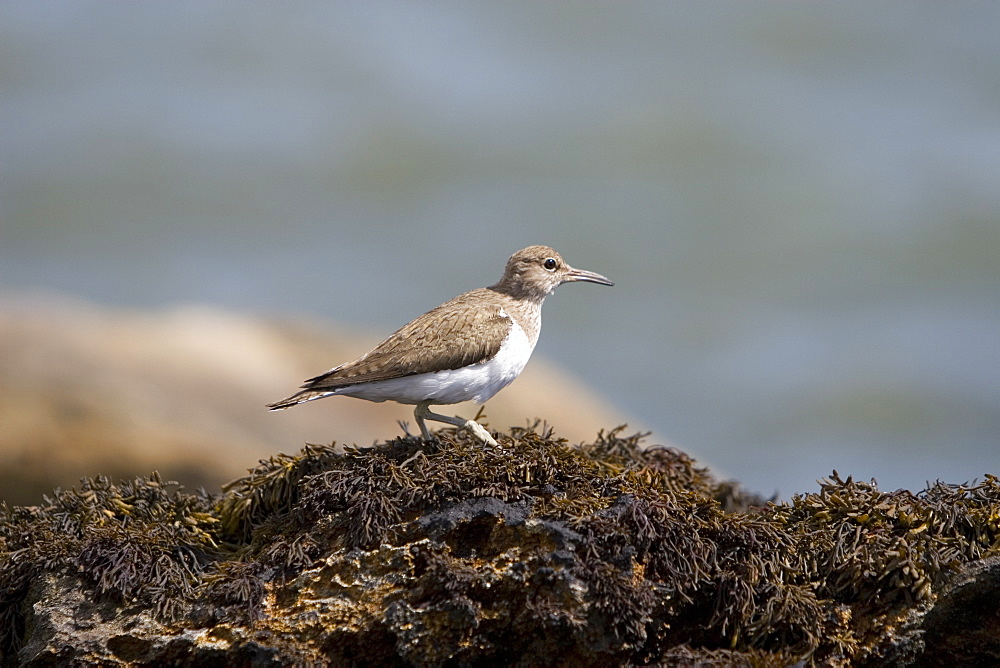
[2,424,998,666]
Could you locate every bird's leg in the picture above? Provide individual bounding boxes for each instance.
[414,402,499,447]
[413,402,433,440]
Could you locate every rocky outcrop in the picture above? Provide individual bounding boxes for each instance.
[2,426,997,666]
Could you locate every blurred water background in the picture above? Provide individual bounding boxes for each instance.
[2,2,998,497]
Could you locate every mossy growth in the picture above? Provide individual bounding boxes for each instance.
[0,472,221,649]
[2,423,998,665]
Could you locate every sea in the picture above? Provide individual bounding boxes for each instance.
[2,1,998,496]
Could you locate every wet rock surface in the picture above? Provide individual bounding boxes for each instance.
[2,426,998,666]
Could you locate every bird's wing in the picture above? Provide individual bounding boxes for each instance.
[300,290,512,391]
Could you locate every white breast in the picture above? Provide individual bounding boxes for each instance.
[337,317,536,406]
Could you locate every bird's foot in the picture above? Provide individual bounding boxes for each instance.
[464,419,499,447]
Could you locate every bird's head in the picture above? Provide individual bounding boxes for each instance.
[493,245,614,300]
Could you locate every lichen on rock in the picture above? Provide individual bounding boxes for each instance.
[2,424,998,666]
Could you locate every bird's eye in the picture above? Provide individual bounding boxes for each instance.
[543,258,558,271]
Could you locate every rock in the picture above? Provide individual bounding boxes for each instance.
[912,556,1000,666]
[2,428,997,665]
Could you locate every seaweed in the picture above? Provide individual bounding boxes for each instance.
[197,560,268,626]
[0,472,221,648]
[3,426,998,665]
[771,472,1000,613]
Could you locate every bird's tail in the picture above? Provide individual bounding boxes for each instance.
[266,389,334,411]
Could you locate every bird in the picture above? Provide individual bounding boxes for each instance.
[267,245,613,446]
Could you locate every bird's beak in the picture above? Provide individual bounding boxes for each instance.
[563,266,614,286]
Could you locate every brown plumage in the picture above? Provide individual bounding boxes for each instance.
[267,291,515,407]
[267,245,613,445]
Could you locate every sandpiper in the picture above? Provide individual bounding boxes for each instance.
[267,245,613,445]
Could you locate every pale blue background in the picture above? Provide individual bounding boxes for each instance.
[3,2,999,496]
